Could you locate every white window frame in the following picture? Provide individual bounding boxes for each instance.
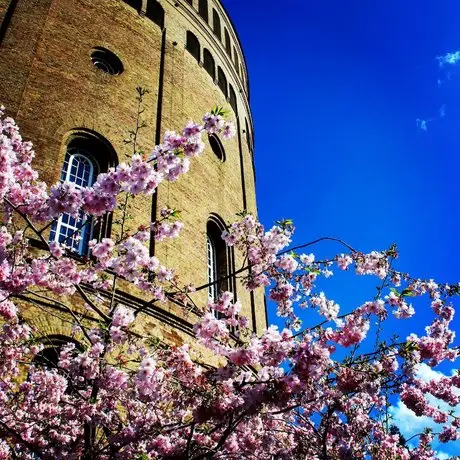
[207,235,217,302]
[50,147,98,255]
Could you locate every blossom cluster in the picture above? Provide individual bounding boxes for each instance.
[1,108,232,224]
[0,109,459,458]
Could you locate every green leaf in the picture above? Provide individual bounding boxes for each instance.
[211,106,228,117]
[401,288,416,297]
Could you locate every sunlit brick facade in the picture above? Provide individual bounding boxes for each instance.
[0,0,266,346]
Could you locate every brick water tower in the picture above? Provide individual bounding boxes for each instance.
[0,0,266,346]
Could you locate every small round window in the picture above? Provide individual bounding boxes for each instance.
[90,47,124,75]
[209,134,226,162]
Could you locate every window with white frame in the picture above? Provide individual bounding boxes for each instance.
[206,218,236,321]
[49,147,98,255]
[207,234,218,302]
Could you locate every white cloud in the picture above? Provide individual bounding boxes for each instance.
[416,118,428,131]
[417,363,447,382]
[437,50,460,67]
[389,399,438,436]
[389,364,460,457]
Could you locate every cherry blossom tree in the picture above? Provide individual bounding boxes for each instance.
[0,96,459,459]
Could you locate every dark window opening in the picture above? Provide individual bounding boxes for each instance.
[229,85,237,114]
[33,335,83,371]
[186,31,200,62]
[209,133,225,161]
[33,335,85,394]
[245,118,252,151]
[233,47,239,74]
[123,0,142,12]
[198,0,209,22]
[90,47,124,76]
[212,9,221,40]
[146,1,165,29]
[34,346,61,370]
[207,217,237,326]
[224,29,231,56]
[217,67,228,98]
[203,49,215,80]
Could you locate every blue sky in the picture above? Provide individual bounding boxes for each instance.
[224,0,460,456]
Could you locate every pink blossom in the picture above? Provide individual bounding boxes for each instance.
[222,121,236,139]
[310,292,340,320]
[0,109,459,459]
[439,426,459,443]
[0,298,17,320]
[337,254,353,270]
[275,255,298,273]
[112,305,135,328]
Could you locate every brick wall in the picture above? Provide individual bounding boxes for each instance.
[0,0,267,350]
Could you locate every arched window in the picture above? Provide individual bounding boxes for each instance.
[217,67,228,98]
[50,150,97,255]
[233,46,239,72]
[245,118,252,151]
[49,132,117,256]
[186,31,200,62]
[33,335,83,371]
[212,9,221,40]
[229,84,237,114]
[207,217,232,304]
[33,335,85,393]
[203,49,215,80]
[224,29,231,56]
[123,0,142,12]
[146,0,164,29]
[207,234,218,302]
[209,133,225,161]
[198,0,209,22]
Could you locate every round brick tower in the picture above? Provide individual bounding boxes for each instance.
[0,0,266,345]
